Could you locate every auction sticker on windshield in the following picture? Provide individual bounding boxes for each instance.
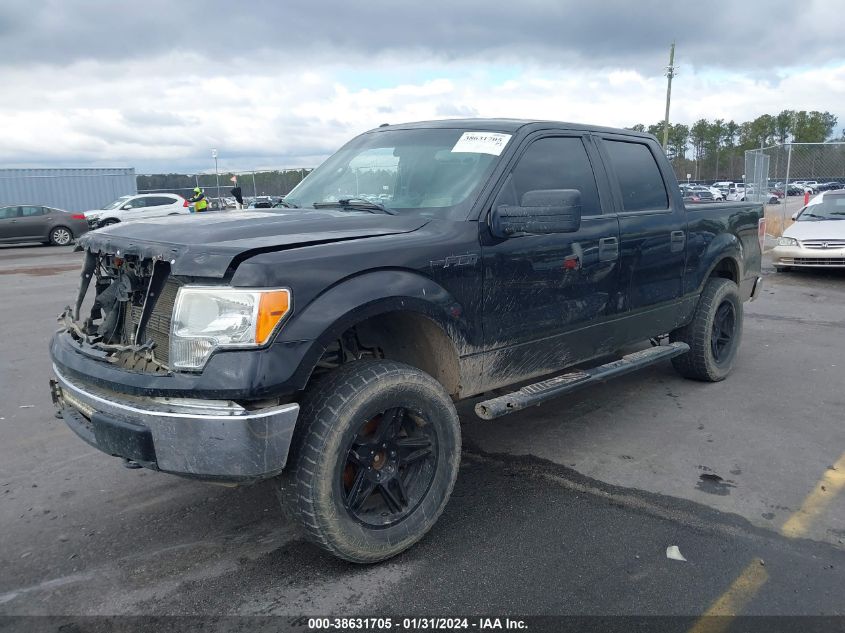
[451,132,512,155]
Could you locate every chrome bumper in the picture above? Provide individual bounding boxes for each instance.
[50,365,299,482]
[771,245,845,268]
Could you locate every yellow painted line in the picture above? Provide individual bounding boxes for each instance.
[688,559,768,633]
[780,452,845,539]
[689,451,845,631]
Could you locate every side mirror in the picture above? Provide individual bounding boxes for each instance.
[491,189,582,238]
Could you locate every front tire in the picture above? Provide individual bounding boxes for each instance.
[100,219,119,227]
[279,360,461,563]
[49,226,73,246]
[670,278,743,382]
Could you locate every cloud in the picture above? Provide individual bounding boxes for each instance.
[1,0,842,72]
[0,1,843,171]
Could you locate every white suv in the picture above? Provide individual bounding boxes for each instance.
[84,194,189,228]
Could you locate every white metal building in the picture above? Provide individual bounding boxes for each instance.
[0,168,137,212]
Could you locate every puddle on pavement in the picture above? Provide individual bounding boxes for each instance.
[696,473,736,496]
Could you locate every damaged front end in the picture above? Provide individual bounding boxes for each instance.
[51,245,302,481]
[60,248,176,374]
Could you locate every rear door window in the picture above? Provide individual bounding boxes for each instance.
[603,140,669,212]
[147,196,176,206]
[20,206,45,217]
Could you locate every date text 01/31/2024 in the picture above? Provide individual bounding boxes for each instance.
[305,617,528,630]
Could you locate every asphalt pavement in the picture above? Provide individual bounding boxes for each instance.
[1,242,844,623]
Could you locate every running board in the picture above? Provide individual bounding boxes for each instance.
[474,342,690,420]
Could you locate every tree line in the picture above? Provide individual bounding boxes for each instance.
[628,110,840,181]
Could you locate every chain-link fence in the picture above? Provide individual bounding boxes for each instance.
[757,143,845,186]
[744,151,770,204]
[745,143,845,236]
[136,168,313,208]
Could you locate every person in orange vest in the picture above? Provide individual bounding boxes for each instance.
[188,187,208,212]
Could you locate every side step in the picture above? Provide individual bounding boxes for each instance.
[474,342,690,420]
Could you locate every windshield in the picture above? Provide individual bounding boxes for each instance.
[282,128,508,219]
[799,195,845,221]
[102,196,132,210]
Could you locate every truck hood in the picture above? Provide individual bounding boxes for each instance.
[77,209,430,277]
[784,220,845,241]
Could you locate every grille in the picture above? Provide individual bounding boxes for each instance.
[801,240,845,249]
[793,258,845,265]
[123,279,180,365]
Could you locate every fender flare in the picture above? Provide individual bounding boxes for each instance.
[276,269,471,390]
[694,233,743,293]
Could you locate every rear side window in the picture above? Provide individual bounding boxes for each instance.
[604,140,669,212]
[497,136,602,215]
[146,196,176,206]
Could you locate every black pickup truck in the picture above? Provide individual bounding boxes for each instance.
[49,119,764,562]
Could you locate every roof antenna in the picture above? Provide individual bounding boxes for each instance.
[379,123,390,127]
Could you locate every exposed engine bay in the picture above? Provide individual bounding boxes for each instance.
[60,249,173,373]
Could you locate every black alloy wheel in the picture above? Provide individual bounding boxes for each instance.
[341,406,438,527]
[710,301,736,364]
[279,359,461,563]
[670,277,743,382]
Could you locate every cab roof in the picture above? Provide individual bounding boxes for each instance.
[369,118,655,140]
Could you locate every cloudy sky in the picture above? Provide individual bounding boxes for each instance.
[1,0,843,173]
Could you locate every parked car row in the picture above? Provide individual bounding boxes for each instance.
[679,184,723,202]
[1,192,232,246]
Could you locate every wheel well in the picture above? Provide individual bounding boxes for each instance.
[316,311,462,397]
[709,258,738,284]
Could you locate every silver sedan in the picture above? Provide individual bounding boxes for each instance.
[771,191,845,271]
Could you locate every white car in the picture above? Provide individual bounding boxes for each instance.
[771,191,845,271]
[792,181,816,193]
[726,185,746,201]
[84,193,189,228]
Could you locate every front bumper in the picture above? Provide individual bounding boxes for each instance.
[771,244,845,268]
[50,365,299,482]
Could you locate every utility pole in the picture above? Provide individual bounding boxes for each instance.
[211,148,220,209]
[662,41,677,151]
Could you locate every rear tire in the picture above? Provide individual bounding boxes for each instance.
[49,226,73,246]
[279,360,461,563]
[670,278,743,382]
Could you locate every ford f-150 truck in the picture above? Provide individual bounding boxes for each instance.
[49,119,764,563]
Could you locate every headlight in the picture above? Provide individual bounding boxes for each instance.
[776,237,798,246]
[170,286,290,369]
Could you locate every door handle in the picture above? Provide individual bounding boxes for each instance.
[599,236,619,262]
[670,230,686,253]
